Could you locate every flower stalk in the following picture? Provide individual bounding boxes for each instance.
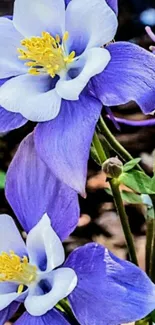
[146,218,155,276]
[99,115,143,171]
[109,178,138,265]
[92,132,107,163]
[92,132,138,265]
[149,220,155,283]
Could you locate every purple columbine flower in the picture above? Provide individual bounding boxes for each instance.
[1,0,155,195]
[1,132,155,325]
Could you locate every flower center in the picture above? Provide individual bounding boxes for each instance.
[18,31,76,78]
[0,251,37,293]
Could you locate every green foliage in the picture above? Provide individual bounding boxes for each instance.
[151,175,155,192]
[121,191,143,204]
[119,170,155,195]
[0,171,5,189]
[90,145,102,166]
[123,158,141,172]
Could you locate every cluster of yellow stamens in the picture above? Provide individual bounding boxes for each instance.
[0,251,37,293]
[17,31,76,78]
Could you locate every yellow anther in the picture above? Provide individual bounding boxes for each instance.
[56,34,60,44]
[18,31,76,78]
[63,31,69,42]
[18,284,24,294]
[29,68,40,76]
[0,251,37,287]
[64,51,76,64]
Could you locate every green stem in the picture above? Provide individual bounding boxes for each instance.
[92,132,107,163]
[146,218,154,276]
[110,178,138,265]
[99,116,143,172]
[92,132,138,265]
[150,220,155,283]
[58,300,79,324]
[99,116,133,162]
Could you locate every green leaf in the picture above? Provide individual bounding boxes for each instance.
[0,171,5,189]
[121,191,143,204]
[90,145,102,166]
[119,170,155,195]
[150,175,155,192]
[105,188,143,204]
[123,158,141,172]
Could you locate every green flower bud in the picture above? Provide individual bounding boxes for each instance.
[102,157,123,179]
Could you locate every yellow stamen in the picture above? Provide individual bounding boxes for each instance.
[0,251,37,291]
[18,284,24,294]
[63,31,69,42]
[17,31,76,78]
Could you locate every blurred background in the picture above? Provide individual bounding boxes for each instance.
[0,0,155,271]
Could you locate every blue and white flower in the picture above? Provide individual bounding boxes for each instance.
[0,0,155,194]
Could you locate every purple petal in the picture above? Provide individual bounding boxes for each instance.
[14,309,72,325]
[35,91,102,194]
[92,42,155,114]
[111,116,155,127]
[5,133,79,240]
[0,302,19,325]
[0,106,27,132]
[65,243,155,325]
[105,106,120,130]
[106,0,118,14]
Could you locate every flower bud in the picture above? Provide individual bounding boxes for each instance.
[102,157,123,179]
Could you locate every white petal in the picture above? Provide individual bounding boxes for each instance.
[13,0,65,37]
[0,18,26,78]
[25,268,77,316]
[0,74,61,122]
[56,48,111,100]
[27,214,65,272]
[0,214,27,256]
[66,0,118,50]
[0,283,20,310]
[0,283,28,310]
